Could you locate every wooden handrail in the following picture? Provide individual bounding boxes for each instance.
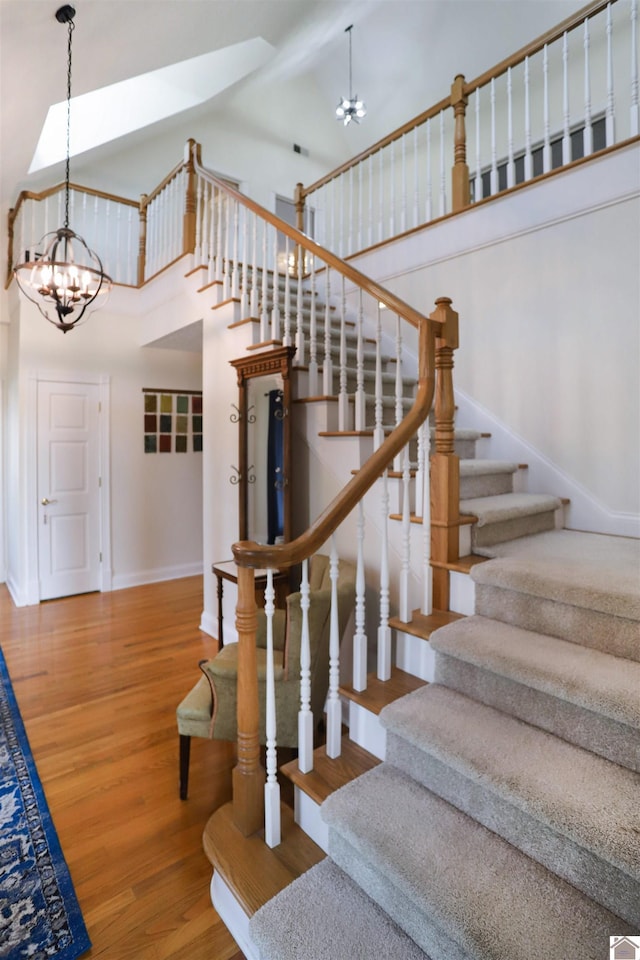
[231,300,458,574]
[463,0,610,95]
[300,94,450,198]
[192,144,428,328]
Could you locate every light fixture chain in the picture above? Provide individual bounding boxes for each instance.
[64,16,74,229]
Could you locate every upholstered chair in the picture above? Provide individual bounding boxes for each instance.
[176,554,356,799]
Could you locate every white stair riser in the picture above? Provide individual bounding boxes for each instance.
[348,700,387,760]
[294,787,329,853]
[210,872,259,960]
[395,630,437,682]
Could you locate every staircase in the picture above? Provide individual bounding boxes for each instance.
[249,533,640,958]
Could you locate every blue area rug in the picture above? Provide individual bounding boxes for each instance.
[0,647,91,960]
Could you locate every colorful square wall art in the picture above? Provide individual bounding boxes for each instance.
[143,388,203,453]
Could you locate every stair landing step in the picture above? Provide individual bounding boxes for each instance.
[280,737,380,806]
[340,666,427,716]
[430,554,488,574]
[390,608,464,640]
[203,801,324,918]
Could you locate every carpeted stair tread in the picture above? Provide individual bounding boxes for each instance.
[459,459,519,477]
[459,492,561,525]
[429,614,640,729]
[322,764,633,960]
[249,858,431,960]
[472,553,640,622]
[380,683,640,882]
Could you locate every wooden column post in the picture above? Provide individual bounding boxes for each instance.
[183,138,197,256]
[429,297,460,611]
[294,182,305,277]
[137,195,148,287]
[232,565,265,836]
[451,75,470,211]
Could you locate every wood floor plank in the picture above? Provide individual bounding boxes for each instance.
[0,578,243,960]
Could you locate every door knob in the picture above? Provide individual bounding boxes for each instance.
[41,497,58,506]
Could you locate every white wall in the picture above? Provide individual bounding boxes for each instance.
[350,143,640,536]
[5,282,203,603]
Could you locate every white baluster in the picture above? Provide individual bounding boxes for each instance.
[261,221,269,341]
[271,227,280,341]
[415,418,425,519]
[562,33,572,164]
[325,539,342,759]
[421,418,432,616]
[339,174,345,258]
[368,154,374,248]
[606,3,615,147]
[524,57,533,181]
[425,117,433,223]
[490,78,498,195]
[377,470,392,681]
[352,501,367,692]
[330,178,336,254]
[507,68,515,187]
[231,199,240,300]
[338,275,349,431]
[250,213,259,318]
[401,134,407,234]
[322,270,333,396]
[215,190,223,285]
[378,148,384,242]
[283,236,291,346]
[308,256,319,395]
[263,569,281,849]
[393,313,403,472]
[348,167,354,256]
[297,558,313,773]
[583,18,593,157]
[127,205,134,286]
[630,0,638,136]
[439,111,446,216]
[413,125,420,228]
[357,164,363,252]
[223,196,231,298]
[294,241,304,366]
[195,177,203,265]
[543,45,552,173]
[354,288,366,431]
[389,138,396,237]
[373,303,384,451]
[240,206,249,317]
[399,443,412,623]
[474,89,482,202]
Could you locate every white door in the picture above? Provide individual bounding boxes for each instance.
[37,380,101,600]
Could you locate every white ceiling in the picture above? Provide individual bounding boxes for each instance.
[0,0,585,224]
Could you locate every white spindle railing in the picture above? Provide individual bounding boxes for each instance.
[297,558,313,773]
[325,539,342,758]
[377,469,392,681]
[353,502,368,692]
[263,569,281,849]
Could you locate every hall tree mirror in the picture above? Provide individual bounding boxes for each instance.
[229,346,295,545]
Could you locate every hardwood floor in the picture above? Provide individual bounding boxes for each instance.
[0,577,245,960]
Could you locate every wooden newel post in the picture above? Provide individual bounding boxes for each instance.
[429,297,461,611]
[137,195,148,287]
[450,75,470,211]
[294,182,305,276]
[183,139,197,256]
[232,564,265,836]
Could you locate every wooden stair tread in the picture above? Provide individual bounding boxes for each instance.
[389,608,465,640]
[203,801,324,918]
[280,737,380,806]
[340,666,427,715]
[430,554,489,574]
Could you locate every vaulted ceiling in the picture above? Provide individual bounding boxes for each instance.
[0,0,585,216]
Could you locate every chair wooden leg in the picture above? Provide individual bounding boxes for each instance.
[179,734,191,800]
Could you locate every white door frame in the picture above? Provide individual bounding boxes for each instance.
[26,370,112,605]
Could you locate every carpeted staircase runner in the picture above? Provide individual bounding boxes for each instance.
[250,532,640,958]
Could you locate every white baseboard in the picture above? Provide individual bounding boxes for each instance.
[5,574,27,607]
[199,609,217,639]
[111,561,203,591]
[210,871,260,960]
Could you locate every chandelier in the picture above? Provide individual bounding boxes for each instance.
[13,5,111,333]
[335,25,366,126]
